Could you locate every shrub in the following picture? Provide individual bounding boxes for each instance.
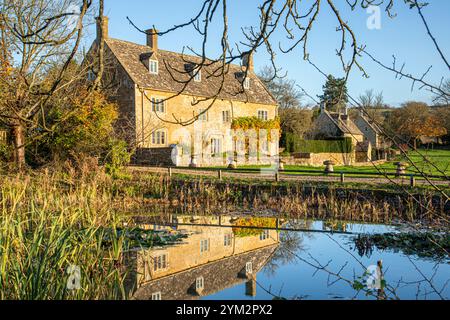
[285,134,353,154]
[104,139,131,178]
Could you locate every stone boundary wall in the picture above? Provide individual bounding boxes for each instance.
[282,152,355,166]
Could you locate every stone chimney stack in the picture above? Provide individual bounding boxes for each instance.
[320,101,326,113]
[146,28,158,51]
[245,278,257,297]
[242,52,254,72]
[96,16,109,43]
[343,105,348,116]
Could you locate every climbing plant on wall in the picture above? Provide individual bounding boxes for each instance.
[231,117,281,141]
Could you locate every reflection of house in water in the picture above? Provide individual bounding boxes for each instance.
[125,216,280,300]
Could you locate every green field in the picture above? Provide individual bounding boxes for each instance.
[215,149,450,178]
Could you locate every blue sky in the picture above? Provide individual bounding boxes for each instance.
[86,0,450,107]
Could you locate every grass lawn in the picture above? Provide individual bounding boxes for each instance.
[212,149,450,178]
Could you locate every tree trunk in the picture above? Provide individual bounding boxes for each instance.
[11,124,25,169]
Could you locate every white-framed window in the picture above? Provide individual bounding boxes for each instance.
[149,60,159,74]
[258,110,268,121]
[151,129,167,146]
[193,69,201,82]
[196,277,204,290]
[260,139,269,152]
[260,230,270,241]
[153,253,168,271]
[211,138,221,156]
[224,234,232,246]
[151,98,166,113]
[200,239,210,253]
[243,77,250,89]
[198,109,208,121]
[151,292,162,300]
[246,262,253,274]
[222,110,231,123]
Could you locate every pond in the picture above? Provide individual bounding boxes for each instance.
[126,215,450,300]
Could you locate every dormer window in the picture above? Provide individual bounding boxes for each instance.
[186,63,201,82]
[235,72,250,89]
[243,77,250,89]
[246,262,253,274]
[193,69,201,82]
[149,60,158,74]
[196,277,204,291]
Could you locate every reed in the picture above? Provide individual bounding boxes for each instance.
[0,171,129,300]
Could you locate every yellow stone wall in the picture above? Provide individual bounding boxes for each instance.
[135,216,280,286]
[133,88,279,165]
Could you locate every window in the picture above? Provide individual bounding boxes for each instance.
[211,138,221,156]
[200,239,210,253]
[258,110,268,121]
[153,254,168,271]
[196,277,204,290]
[246,262,253,274]
[149,60,158,74]
[224,234,232,246]
[151,130,167,146]
[222,110,231,123]
[243,77,250,89]
[198,109,208,121]
[151,292,162,300]
[193,69,201,82]
[260,230,269,241]
[151,98,165,113]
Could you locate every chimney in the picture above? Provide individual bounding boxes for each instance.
[96,16,109,43]
[245,278,257,297]
[320,101,326,113]
[242,52,254,72]
[146,28,158,51]
[343,105,348,116]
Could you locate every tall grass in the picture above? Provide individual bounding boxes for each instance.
[0,171,129,300]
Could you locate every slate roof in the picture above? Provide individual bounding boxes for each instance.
[358,114,383,135]
[132,245,278,300]
[104,38,277,106]
[326,111,363,136]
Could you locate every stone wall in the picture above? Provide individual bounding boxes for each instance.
[133,147,175,166]
[282,152,355,166]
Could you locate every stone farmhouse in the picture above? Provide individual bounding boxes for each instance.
[88,17,279,167]
[125,215,279,299]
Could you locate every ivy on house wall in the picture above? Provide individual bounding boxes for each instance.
[231,116,281,141]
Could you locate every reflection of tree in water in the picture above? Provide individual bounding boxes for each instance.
[264,230,309,277]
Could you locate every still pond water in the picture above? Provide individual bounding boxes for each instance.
[131,216,449,300]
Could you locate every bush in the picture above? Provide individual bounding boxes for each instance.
[104,139,131,178]
[285,134,353,154]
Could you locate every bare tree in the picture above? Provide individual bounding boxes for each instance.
[0,0,107,169]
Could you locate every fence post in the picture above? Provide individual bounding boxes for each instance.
[340,172,345,184]
[275,172,280,182]
[410,175,416,187]
[218,170,222,181]
[168,167,172,178]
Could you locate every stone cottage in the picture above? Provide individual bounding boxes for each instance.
[88,16,279,167]
[307,104,372,164]
[353,109,391,160]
